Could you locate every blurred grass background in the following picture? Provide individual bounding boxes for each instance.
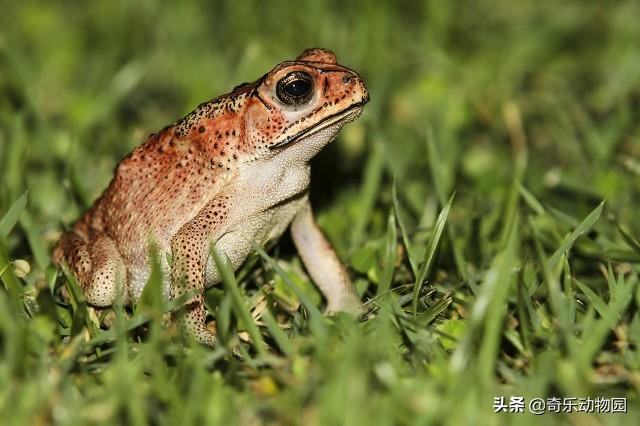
[1,0,640,424]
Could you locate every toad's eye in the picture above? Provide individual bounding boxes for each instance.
[276,71,314,106]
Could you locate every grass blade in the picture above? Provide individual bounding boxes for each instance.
[416,293,452,325]
[211,245,266,358]
[19,211,50,270]
[0,191,28,238]
[517,183,545,216]
[576,274,637,370]
[351,141,384,248]
[392,177,418,277]
[377,209,397,297]
[547,201,604,268]
[259,302,293,356]
[412,193,453,316]
[0,239,22,301]
[615,222,640,254]
[426,130,470,288]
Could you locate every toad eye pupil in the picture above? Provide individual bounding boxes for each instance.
[285,80,310,97]
[276,71,314,106]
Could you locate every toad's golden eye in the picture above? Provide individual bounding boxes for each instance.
[276,71,314,106]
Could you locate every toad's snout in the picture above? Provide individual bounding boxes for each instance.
[346,72,369,105]
[329,69,369,108]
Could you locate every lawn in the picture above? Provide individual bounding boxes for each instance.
[1,0,639,424]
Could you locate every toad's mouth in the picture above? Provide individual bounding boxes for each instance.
[270,99,368,150]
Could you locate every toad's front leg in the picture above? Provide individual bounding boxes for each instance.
[170,197,230,346]
[291,199,361,314]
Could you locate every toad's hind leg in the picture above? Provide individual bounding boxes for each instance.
[169,195,232,346]
[53,232,127,307]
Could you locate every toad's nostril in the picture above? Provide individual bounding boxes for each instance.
[342,75,352,84]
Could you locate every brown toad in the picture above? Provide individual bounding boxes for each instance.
[53,48,369,345]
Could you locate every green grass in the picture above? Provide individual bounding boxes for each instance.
[1,0,640,424]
